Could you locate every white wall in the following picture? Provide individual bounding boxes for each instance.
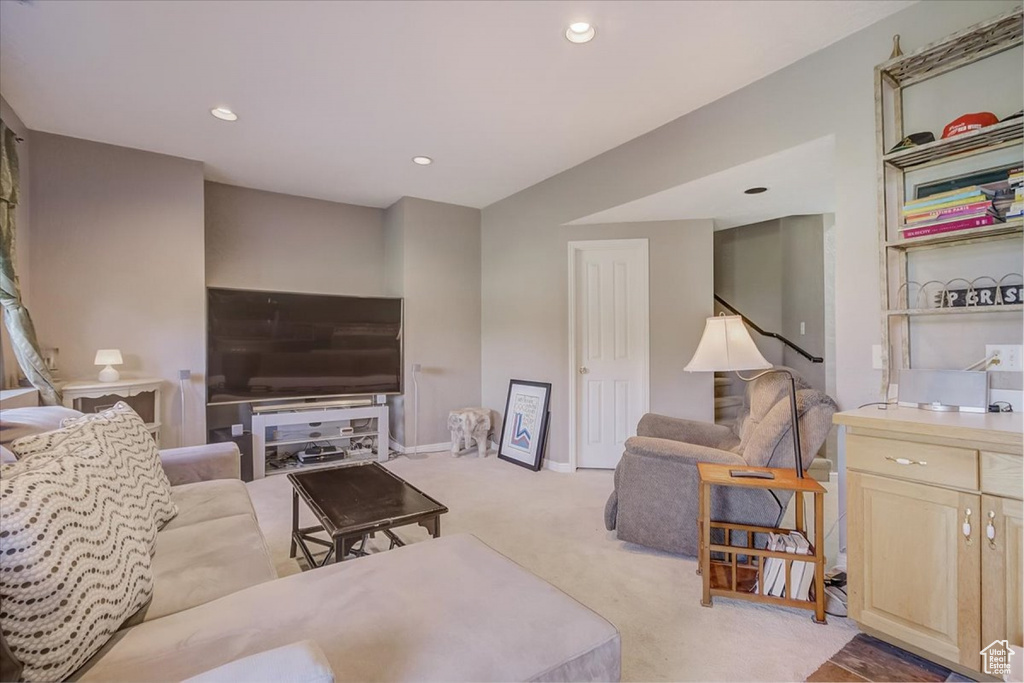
[0,96,32,389]
[205,181,385,296]
[384,197,482,448]
[482,1,1022,465]
[481,217,713,466]
[28,132,206,446]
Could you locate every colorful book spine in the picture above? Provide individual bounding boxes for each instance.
[904,185,980,205]
[903,188,982,211]
[904,200,992,223]
[902,215,997,239]
[902,194,984,214]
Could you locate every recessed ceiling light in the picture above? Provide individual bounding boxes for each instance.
[412,156,433,166]
[210,107,238,122]
[744,186,769,195]
[565,22,596,44]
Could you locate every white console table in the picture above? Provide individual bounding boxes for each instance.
[62,377,163,446]
[251,403,389,478]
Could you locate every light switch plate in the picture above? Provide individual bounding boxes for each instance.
[872,345,884,370]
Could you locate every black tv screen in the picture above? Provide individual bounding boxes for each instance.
[206,288,403,404]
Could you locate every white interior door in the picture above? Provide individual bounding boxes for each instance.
[570,240,649,470]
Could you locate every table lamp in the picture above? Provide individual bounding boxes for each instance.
[684,314,806,478]
[95,349,123,382]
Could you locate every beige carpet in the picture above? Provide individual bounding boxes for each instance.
[247,451,856,682]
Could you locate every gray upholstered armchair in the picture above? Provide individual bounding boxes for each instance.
[604,370,838,556]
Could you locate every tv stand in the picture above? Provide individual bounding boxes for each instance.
[251,403,389,478]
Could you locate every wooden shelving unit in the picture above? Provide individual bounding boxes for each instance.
[875,7,1023,391]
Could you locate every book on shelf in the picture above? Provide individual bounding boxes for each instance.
[757,533,785,595]
[905,185,981,206]
[900,215,1000,239]
[902,192,984,214]
[791,533,815,601]
[904,200,993,223]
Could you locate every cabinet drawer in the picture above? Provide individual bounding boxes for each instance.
[981,451,1023,499]
[847,434,978,490]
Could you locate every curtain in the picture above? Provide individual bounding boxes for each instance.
[0,118,61,405]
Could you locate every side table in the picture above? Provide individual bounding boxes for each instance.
[62,377,164,446]
[697,462,827,623]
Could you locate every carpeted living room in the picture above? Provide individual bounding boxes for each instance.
[2,1,1022,682]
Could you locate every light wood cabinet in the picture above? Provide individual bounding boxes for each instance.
[982,495,1023,650]
[837,407,1022,676]
[848,472,980,668]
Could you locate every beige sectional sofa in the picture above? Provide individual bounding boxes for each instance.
[1,409,621,682]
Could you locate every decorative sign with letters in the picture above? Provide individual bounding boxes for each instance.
[935,283,1023,308]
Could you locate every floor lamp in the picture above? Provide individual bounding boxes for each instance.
[684,314,806,479]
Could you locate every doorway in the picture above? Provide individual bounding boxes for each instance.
[568,239,650,470]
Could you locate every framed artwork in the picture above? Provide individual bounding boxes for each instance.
[498,380,552,471]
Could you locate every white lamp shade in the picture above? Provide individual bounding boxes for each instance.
[94,349,123,366]
[684,315,771,372]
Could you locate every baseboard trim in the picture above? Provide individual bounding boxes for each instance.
[389,440,451,455]
[544,460,574,473]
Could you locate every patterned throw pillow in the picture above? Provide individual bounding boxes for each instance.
[10,402,177,537]
[0,443,155,681]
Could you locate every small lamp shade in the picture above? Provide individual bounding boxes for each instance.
[684,315,771,373]
[95,349,123,382]
[94,349,123,366]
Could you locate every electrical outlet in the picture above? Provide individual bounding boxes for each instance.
[871,345,884,370]
[412,363,422,373]
[986,345,1023,372]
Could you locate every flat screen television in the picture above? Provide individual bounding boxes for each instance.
[207,287,403,405]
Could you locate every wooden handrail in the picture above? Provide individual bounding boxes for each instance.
[713,295,824,364]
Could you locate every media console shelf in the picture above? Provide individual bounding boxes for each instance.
[251,403,389,479]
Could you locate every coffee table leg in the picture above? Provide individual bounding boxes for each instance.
[334,535,344,563]
[433,515,441,538]
[289,489,298,559]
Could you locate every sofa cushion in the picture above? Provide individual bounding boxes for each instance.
[162,479,256,532]
[0,442,154,682]
[78,534,620,682]
[143,514,277,622]
[0,405,82,449]
[183,640,333,683]
[11,402,178,538]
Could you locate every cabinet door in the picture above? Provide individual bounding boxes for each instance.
[849,472,981,669]
[982,495,1023,649]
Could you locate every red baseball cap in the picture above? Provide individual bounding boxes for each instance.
[942,112,998,139]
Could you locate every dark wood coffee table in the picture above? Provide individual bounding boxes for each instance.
[287,461,448,567]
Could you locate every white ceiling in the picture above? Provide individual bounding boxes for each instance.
[566,135,836,230]
[0,1,911,209]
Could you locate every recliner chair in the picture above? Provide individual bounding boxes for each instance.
[604,370,838,556]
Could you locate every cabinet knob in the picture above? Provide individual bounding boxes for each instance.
[962,508,972,544]
[986,510,997,548]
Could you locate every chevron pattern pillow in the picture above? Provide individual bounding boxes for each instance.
[0,441,155,681]
[10,402,177,540]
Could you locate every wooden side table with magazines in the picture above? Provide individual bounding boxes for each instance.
[697,462,827,623]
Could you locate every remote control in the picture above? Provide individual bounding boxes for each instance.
[729,469,775,479]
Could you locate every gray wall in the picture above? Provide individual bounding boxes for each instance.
[781,215,826,392]
[714,215,826,393]
[481,218,714,466]
[0,96,32,389]
[28,132,206,447]
[714,219,785,367]
[205,182,385,296]
[385,197,482,448]
[481,1,1021,465]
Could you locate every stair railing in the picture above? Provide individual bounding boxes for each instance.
[713,294,824,364]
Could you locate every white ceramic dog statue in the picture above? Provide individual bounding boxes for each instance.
[448,408,492,458]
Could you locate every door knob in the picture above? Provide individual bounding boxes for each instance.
[579,367,589,374]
